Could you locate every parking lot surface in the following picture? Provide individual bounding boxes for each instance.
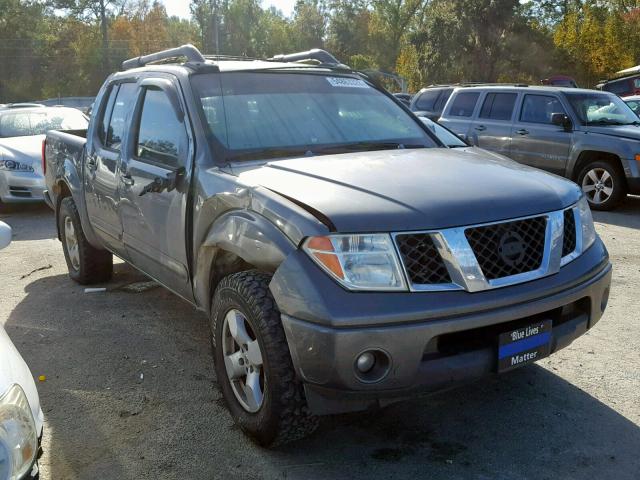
[0,201,639,480]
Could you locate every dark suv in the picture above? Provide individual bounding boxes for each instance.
[44,46,611,446]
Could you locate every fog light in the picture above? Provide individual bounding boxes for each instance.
[356,352,375,373]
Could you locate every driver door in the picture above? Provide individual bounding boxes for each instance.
[118,79,193,300]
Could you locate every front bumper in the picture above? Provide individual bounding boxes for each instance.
[0,171,45,203]
[271,239,611,415]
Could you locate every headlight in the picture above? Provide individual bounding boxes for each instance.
[0,160,34,173]
[577,195,596,252]
[0,385,37,480]
[303,234,407,291]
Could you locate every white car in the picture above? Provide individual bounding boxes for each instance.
[0,221,43,479]
[0,107,87,204]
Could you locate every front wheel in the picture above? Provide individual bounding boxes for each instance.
[577,160,626,211]
[58,197,113,284]
[211,270,318,446]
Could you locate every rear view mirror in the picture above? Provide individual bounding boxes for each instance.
[0,221,12,250]
[551,113,572,130]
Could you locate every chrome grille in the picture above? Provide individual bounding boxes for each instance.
[395,233,451,285]
[464,216,547,280]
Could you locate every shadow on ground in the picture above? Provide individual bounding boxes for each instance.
[592,195,640,229]
[0,203,56,241]
[5,265,639,480]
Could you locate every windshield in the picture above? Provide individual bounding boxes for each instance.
[191,72,437,162]
[0,108,88,137]
[564,92,639,126]
[419,117,467,147]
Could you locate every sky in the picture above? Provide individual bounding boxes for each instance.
[162,0,297,19]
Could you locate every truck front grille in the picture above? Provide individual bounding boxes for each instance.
[393,205,582,292]
[562,208,576,257]
[395,233,451,285]
[464,216,547,280]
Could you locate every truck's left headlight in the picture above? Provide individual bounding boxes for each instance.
[0,385,37,480]
[303,234,407,291]
[577,195,597,252]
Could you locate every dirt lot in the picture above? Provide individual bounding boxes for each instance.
[0,200,638,480]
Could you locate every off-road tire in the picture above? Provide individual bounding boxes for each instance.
[577,160,626,211]
[211,270,319,447]
[58,197,113,284]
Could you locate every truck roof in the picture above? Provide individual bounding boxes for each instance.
[114,44,352,79]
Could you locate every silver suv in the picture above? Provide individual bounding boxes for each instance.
[439,85,640,210]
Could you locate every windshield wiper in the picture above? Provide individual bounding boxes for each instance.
[226,147,313,162]
[314,142,426,154]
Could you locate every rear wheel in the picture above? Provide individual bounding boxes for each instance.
[58,197,113,284]
[211,270,318,446]
[577,160,626,211]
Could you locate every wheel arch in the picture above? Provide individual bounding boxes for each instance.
[194,210,296,314]
[570,150,627,189]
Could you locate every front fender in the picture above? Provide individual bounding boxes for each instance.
[567,135,636,178]
[193,210,296,312]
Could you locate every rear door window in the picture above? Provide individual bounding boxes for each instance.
[105,83,137,151]
[520,95,566,124]
[414,90,441,111]
[448,92,480,117]
[98,86,119,144]
[479,93,517,121]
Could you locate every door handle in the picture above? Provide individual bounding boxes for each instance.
[86,157,97,170]
[121,173,134,186]
[516,129,529,135]
[475,125,487,131]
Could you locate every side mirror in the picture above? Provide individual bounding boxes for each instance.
[0,221,12,250]
[551,113,572,130]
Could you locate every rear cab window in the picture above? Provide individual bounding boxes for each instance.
[447,92,480,117]
[102,83,137,151]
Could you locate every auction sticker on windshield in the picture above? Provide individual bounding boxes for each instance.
[498,319,552,372]
[326,77,369,88]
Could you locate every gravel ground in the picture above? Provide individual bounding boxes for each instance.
[0,200,638,480]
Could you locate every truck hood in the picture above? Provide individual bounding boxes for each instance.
[237,148,581,232]
[583,124,640,141]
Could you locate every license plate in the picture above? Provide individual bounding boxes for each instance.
[498,319,552,373]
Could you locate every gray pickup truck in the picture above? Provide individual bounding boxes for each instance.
[438,85,640,210]
[44,45,612,446]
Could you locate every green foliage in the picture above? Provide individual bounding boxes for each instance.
[3,0,640,101]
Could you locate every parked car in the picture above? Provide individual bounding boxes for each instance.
[622,95,640,117]
[45,45,611,446]
[596,65,640,97]
[0,106,88,203]
[439,85,640,210]
[410,86,454,120]
[0,221,43,479]
[541,75,578,88]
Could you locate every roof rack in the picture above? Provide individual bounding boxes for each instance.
[121,44,214,71]
[269,49,347,68]
[425,82,530,88]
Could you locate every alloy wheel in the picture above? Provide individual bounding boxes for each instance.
[64,216,80,271]
[222,309,265,413]
[582,167,614,205]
